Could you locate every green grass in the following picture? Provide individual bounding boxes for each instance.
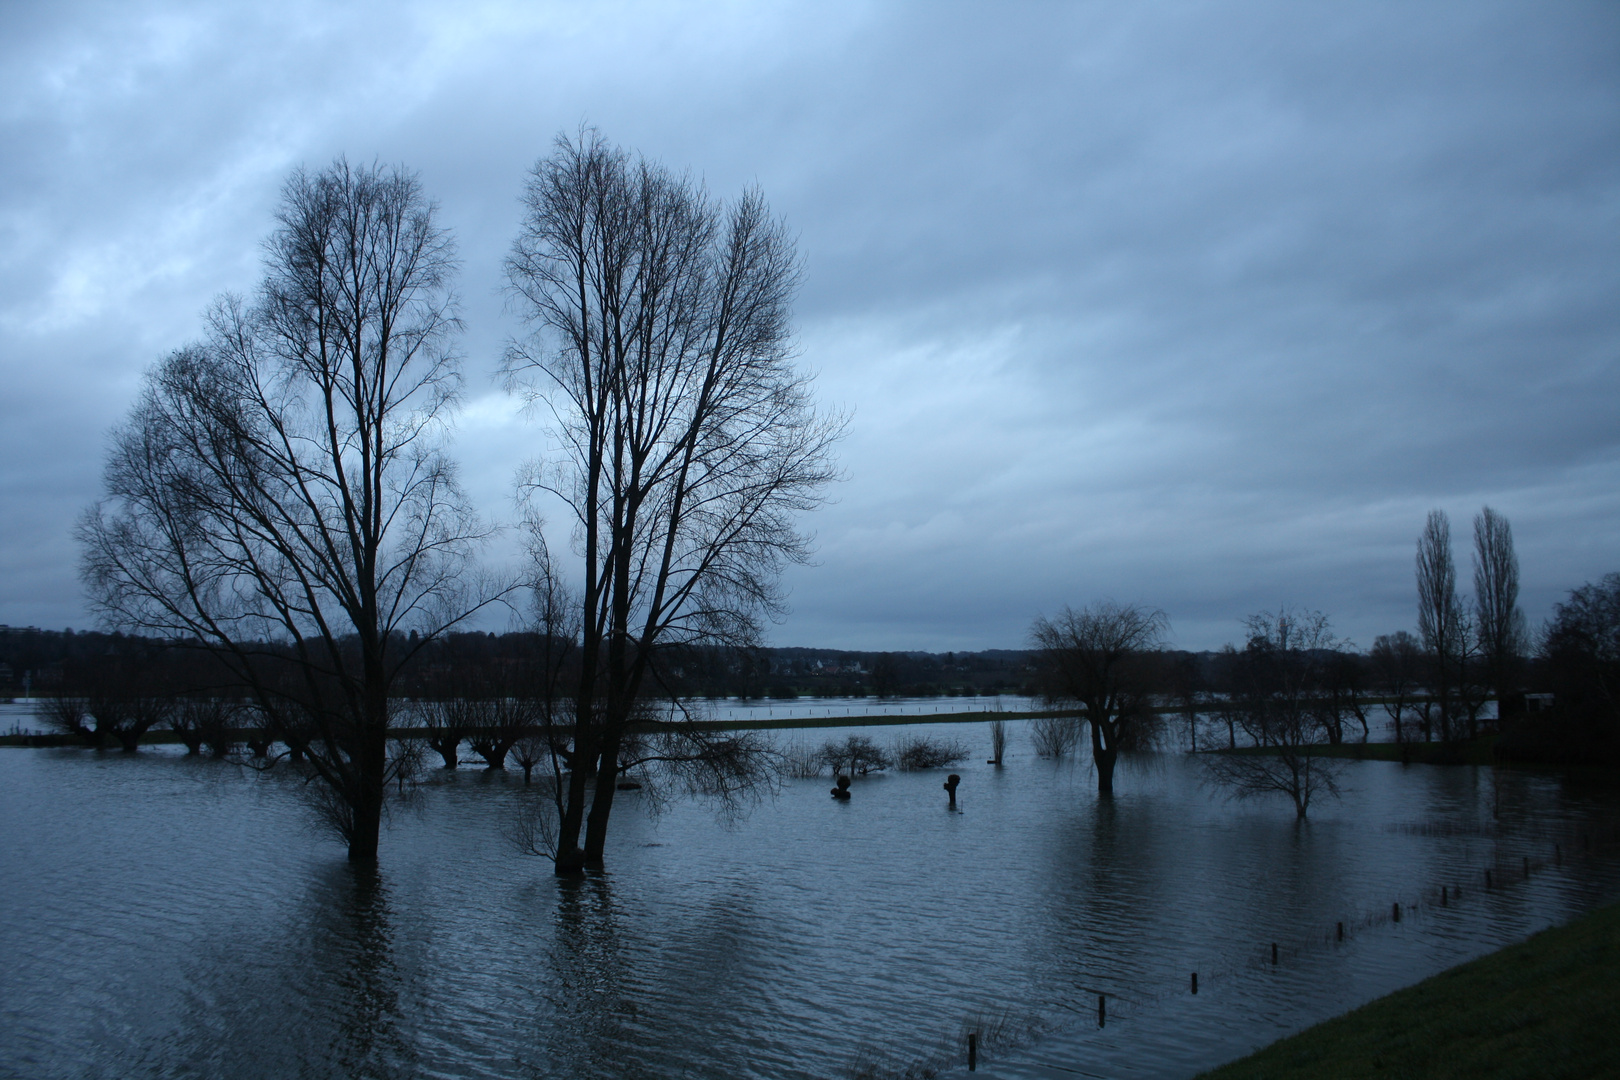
[1196,901,1620,1080]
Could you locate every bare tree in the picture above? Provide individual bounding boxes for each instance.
[1370,631,1422,743]
[508,532,583,856]
[1165,651,1208,752]
[170,697,239,757]
[988,717,1008,765]
[1474,506,1527,721]
[1416,510,1466,741]
[893,735,969,771]
[419,698,469,769]
[1204,608,1344,819]
[1030,601,1168,795]
[509,734,550,783]
[819,734,892,777]
[1029,714,1080,758]
[40,692,96,747]
[1211,645,1245,749]
[503,129,842,873]
[78,159,496,863]
[1321,649,1370,743]
[83,662,176,753]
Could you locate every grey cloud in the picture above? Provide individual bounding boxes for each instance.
[2,0,1616,652]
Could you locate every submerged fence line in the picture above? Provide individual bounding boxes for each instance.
[853,819,1620,1078]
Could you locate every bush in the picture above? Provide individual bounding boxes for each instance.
[781,741,824,778]
[819,735,892,776]
[1031,715,1079,758]
[894,735,969,771]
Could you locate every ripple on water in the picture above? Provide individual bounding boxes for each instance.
[2,726,1619,1080]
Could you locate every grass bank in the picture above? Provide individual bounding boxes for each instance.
[1195,900,1620,1080]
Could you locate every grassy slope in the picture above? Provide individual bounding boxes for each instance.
[1196,901,1620,1080]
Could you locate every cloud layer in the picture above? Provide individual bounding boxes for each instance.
[3,1,1616,650]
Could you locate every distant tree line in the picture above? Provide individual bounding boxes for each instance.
[1,626,1037,716]
[1026,507,1619,816]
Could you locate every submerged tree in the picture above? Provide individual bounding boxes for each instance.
[818,734,892,777]
[78,159,496,863]
[1204,608,1345,819]
[503,129,843,873]
[1030,601,1167,795]
[1370,630,1422,743]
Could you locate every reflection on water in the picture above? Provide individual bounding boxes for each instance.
[2,725,1619,1080]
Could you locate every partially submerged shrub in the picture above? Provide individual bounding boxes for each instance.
[894,735,969,771]
[820,735,892,776]
[1031,715,1080,758]
[781,741,825,778]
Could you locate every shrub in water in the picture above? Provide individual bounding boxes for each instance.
[894,735,970,771]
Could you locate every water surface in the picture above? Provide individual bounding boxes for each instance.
[2,721,1617,1079]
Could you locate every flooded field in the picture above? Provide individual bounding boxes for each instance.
[2,716,1617,1079]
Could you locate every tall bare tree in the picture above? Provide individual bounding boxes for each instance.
[1473,505,1527,720]
[1416,509,1466,741]
[78,159,495,863]
[1030,601,1167,795]
[503,130,843,873]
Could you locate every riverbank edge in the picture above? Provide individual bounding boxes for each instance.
[1193,899,1620,1080]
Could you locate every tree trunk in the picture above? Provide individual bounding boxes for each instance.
[347,695,389,864]
[554,726,594,876]
[1092,721,1116,796]
[349,795,383,864]
[583,734,621,869]
[430,737,460,769]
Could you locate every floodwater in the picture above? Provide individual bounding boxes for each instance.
[2,718,1618,1080]
[699,695,1041,723]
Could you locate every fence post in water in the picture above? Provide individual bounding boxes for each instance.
[1486,869,1492,889]
[1441,885,1448,907]
[1392,902,1400,923]
[1098,994,1106,1027]
[1271,942,1278,965]
[1191,972,1198,995]
[968,1033,977,1072]
[1337,921,1344,941]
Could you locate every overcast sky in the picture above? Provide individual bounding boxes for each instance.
[2,1,1616,652]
